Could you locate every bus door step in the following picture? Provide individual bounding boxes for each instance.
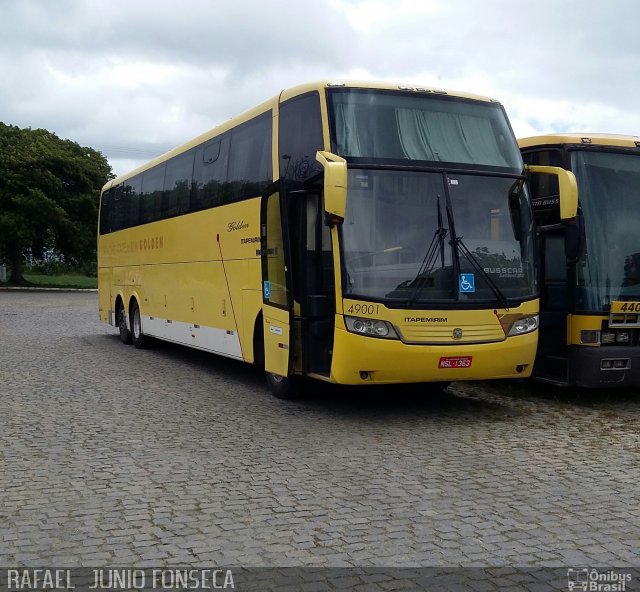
[535,354,568,386]
[533,375,568,387]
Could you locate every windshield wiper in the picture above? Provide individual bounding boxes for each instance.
[452,234,510,309]
[441,198,509,309]
[403,194,448,306]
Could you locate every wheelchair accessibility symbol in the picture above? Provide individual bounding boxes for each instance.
[459,273,475,293]
[263,281,271,300]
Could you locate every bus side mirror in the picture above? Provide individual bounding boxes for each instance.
[316,151,347,224]
[526,165,579,220]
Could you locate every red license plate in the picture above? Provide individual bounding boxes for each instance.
[438,356,472,369]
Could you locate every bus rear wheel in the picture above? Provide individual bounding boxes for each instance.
[266,372,300,400]
[117,302,132,345]
[130,301,150,349]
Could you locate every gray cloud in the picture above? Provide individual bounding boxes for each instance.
[1,0,637,176]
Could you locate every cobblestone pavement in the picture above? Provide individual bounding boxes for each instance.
[1,291,639,568]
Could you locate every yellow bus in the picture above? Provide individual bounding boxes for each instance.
[98,81,577,398]
[520,133,640,387]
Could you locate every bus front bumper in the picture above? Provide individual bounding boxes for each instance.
[329,327,537,385]
[568,346,640,388]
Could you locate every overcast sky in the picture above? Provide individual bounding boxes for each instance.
[1,0,638,177]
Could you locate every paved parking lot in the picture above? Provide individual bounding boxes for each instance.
[1,291,639,568]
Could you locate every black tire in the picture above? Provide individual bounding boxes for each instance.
[403,381,450,397]
[429,381,450,393]
[130,300,150,349]
[117,302,132,345]
[265,372,300,400]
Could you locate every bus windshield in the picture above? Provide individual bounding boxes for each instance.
[572,150,640,312]
[341,169,537,306]
[328,89,522,171]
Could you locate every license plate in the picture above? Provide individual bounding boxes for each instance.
[438,356,472,369]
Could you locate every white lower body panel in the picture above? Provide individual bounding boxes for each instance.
[142,315,243,360]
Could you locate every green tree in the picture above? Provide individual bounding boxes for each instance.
[0,123,113,284]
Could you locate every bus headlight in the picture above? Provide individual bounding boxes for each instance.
[616,331,631,343]
[580,330,600,344]
[345,316,399,339]
[507,315,538,336]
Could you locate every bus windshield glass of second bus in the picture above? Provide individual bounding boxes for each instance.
[328,88,536,307]
[571,150,640,311]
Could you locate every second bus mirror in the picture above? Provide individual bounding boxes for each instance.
[526,165,579,220]
[316,151,347,223]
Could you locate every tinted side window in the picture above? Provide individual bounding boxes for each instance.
[544,234,566,282]
[522,148,562,167]
[99,189,111,234]
[164,149,195,217]
[192,136,230,211]
[227,112,272,201]
[123,177,141,228]
[141,165,166,223]
[523,149,562,199]
[523,149,563,226]
[110,184,127,232]
[279,92,324,184]
[100,114,273,232]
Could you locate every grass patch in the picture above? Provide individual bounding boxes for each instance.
[22,272,97,289]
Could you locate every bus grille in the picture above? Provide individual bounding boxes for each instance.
[609,313,640,328]
[397,323,505,344]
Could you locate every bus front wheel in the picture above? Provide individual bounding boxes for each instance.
[130,301,150,349]
[266,372,300,400]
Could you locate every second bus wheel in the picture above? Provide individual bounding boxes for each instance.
[130,300,150,349]
[265,372,300,400]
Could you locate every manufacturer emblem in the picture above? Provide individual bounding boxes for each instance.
[452,328,463,340]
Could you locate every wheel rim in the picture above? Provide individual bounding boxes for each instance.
[271,374,283,383]
[133,307,141,338]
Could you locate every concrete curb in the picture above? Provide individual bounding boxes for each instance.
[0,287,98,292]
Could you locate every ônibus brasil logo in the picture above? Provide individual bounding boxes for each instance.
[567,568,632,592]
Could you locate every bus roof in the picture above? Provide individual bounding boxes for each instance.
[518,133,640,150]
[278,79,497,103]
[102,80,503,192]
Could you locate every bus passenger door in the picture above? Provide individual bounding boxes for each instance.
[537,231,569,383]
[260,186,293,378]
[289,189,335,375]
